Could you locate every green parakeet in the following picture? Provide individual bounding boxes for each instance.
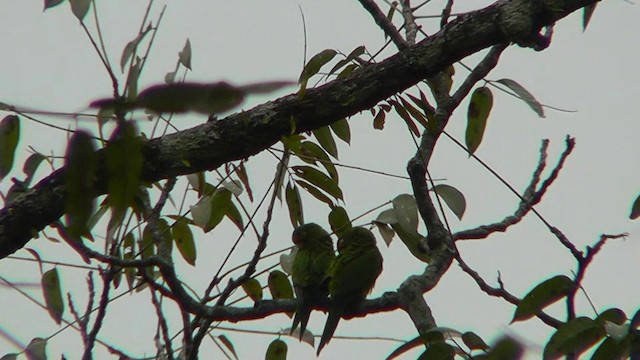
[290,223,336,340]
[317,227,383,355]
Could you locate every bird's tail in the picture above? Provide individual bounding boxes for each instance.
[317,310,341,355]
[290,302,312,341]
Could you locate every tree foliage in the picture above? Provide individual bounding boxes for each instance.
[0,0,638,359]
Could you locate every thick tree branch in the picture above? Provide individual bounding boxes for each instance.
[0,0,600,259]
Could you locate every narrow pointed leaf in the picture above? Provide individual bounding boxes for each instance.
[64,131,97,239]
[0,115,20,181]
[285,182,304,227]
[295,179,334,206]
[42,268,64,325]
[512,275,575,323]
[236,162,253,202]
[241,278,263,302]
[296,141,338,182]
[265,339,288,360]
[225,199,244,231]
[391,100,420,136]
[313,126,338,159]
[172,219,196,266]
[44,0,65,10]
[400,97,429,129]
[496,78,544,118]
[330,118,351,144]
[431,184,466,220]
[120,26,152,72]
[466,87,493,156]
[328,45,365,76]
[583,4,597,32]
[630,193,640,219]
[298,49,337,97]
[292,165,343,200]
[105,122,143,219]
[218,335,239,360]
[373,109,386,130]
[206,189,232,232]
[417,342,455,360]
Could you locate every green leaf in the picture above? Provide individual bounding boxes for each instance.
[392,194,419,233]
[105,122,143,219]
[386,335,424,360]
[265,339,288,360]
[292,166,343,200]
[313,126,338,159]
[466,87,493,156]
[218,335,239,360]
[241,278,263,302]
[236,162,253,202]
[543,317,604,360]
[330,118,351,144]
[179,38,192,70]
[431,184,466,220]
[328,206,351,238]
[268,270,294,300]
[596,308,627,326]
[391,223,430,263]
[418,342,455,360]
[295,179,334,207]
[462,331,489,351]
[0,115,20,181]
[496,78,544,118]
[225,199,244,231]
[591,336,630,360]
[206,189,233,232]
[391,99,420,136]
[120,25,152,72]
[42,268,64,325]
[400,97,429,129]
[64,131,97,240]
[298,49,337,98]
[23,152,47,186]
[328,45,365,76]
[373,109,386,130]
[44,0,65,10]
[172,219,196,266]
[0,353,18,360]
[285,182,304,227]
[25,338,47,360]
[512,275,575,323]
[583,4,597,32]
[69,0,91,20]
[296,141,338,182]
[630,193,640,220]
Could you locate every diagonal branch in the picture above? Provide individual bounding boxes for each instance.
[0,0,602,259]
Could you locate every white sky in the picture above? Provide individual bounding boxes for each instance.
[1,0,639,359]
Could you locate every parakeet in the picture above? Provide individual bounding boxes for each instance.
[290,223,336,340]
[317,227,383,355]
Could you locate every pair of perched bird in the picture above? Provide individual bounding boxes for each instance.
[289,223,383,355]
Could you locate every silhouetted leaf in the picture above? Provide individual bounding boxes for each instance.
[466,87,493,156]
[69,0,91,20]
[268,270,294,301]
[0,115,20,181]
[373,109,386,130]
[328,206,351,238]
[418,342,455,360]
[431,184,466,220]
[496,78,544,118]
[42,269,64,325]
[225,198,244,231]
[105,122,143,219]
[296,141,338,182]
[462,331,489,351]
[285,182,304,227]
[485,337,524,360]
[44,0,65,10]
[591,336,630,360]
[25,337,47,360]
[313,126,338,159]
[543,317,603,359]
[330,118,351,144]
[120,25,152,72]
[596,308,627,326]
[23,152,46,186]
[583,4,597,32]
[630,193,640,219]
[179,38,192,70]
[329,46,365,76]
[295,179,334,207]
[218,335,239,360]
[265,339,288,360]
[64,131,97,240]
[512,275,575,323]
[292,166,343,200]
[172,219,196,266]
[298,49,337,98]
[392,99,420,136]
[236,162,253,202]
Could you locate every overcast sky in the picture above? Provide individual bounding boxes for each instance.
[1,1,639,359]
